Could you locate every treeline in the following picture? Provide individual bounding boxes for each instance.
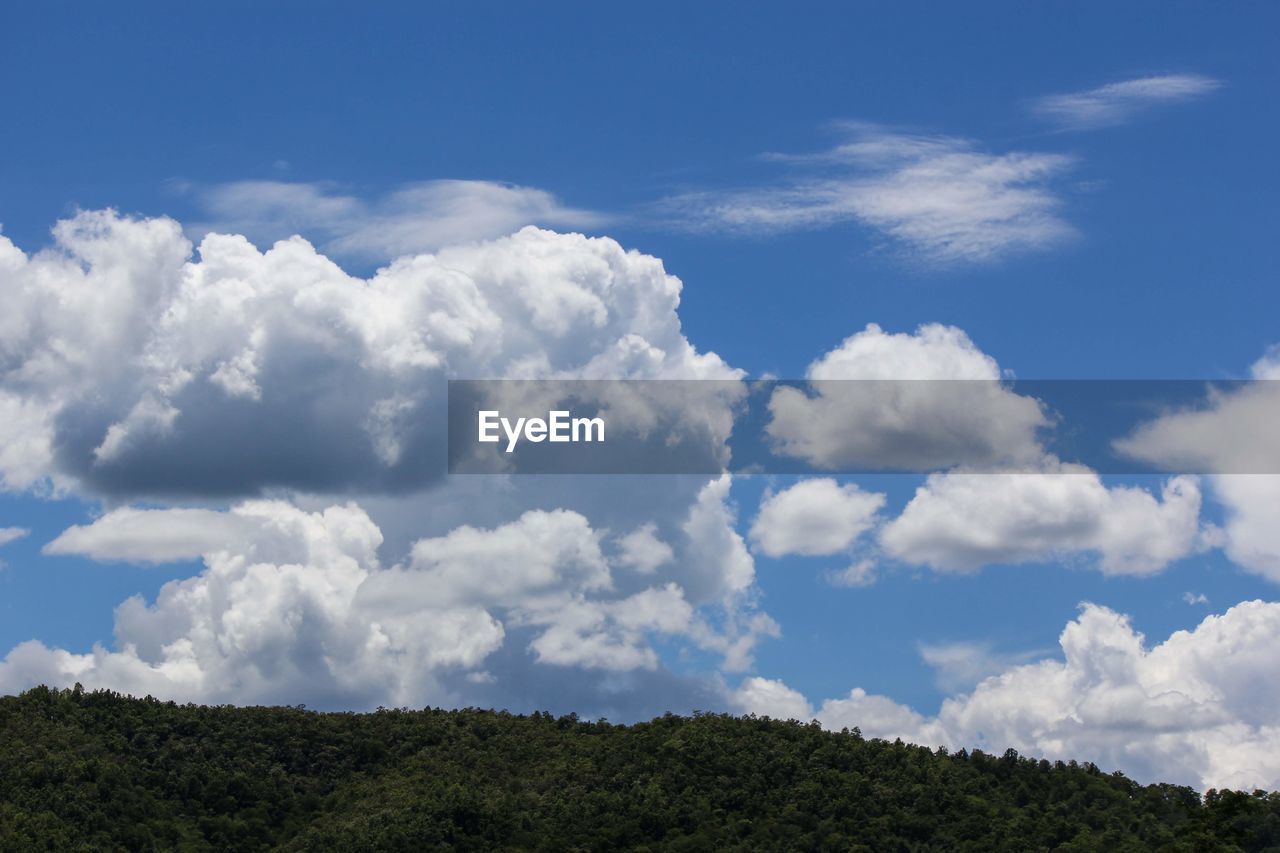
[1,686,1278,851]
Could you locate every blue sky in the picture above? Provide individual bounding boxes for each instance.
[4,2,1277,377]
[3,2,1280,790]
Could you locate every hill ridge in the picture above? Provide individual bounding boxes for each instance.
[3,685,1278,851]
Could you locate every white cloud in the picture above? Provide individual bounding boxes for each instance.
[0,210,735,497]
[2,500,486,707]
[357,508,700,674]
[0,527,28,548]
[749,478,884,557]
[826,558,878,588]
[1115,350,1280,583]
[677,476,779,673]
[881,467,1204,575]
[760,323,1205,577]
[801,322,1004,382]
[2,192,1251,798]
[0,207,783,714]
[191,179,607,260]
[614,523,674,574]
[527,584,694,671]
[2,481,771,705]
[679,475,757,603]
[813,687,945,744]
[1251,345,1280,380]
[1035,74,1220,129]
[1201,476,1280,583]
[732,676,814,721]
[1115,383,1280,476]
[1184,592,1209,606]
[664,127,1075,263]
[45,507,246,563]
[766,323,1048,471]
[737,600,1280,791]
[0,395,57,493]
[358,509,610,611]
[3,465,781,709]
[918,641,1047,694]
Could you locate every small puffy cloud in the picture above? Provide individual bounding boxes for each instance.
[0,527,28,548]
[826,558,878,588]
[663,126,1075,264]
[1115,383,1280,476]
[1184,592,1209,606]
[737,600,1280,791]
[44,507,247,563]
[677,476,779,673]
[1250,345,1280,379]
[1201,475,1280,583]
[360,507,694,674]
[528,584,694,671]
[1035,74,1220,129]
[679,475,757,603]
[614,523,674,573]
[732,676,814,721]
[814,688,946,744]
[801,322,1004,381]
[358,509,610,612]
[749,478,884,557]
[881,467,1204,575]
[190,179,607,261]
[766,324,1048,472]
[1115,348,1280,583]
[0,395,56,493]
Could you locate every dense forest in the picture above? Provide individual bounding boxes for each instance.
[2,686,1278,851]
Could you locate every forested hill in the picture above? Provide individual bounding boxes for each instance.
[2,687,1278,851]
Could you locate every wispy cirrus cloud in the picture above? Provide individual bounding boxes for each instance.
[918,640,1050,694]
[1034,73,1220,130]
[188,179,608,261]
[0,527,28,548]
[659,126,1076,264]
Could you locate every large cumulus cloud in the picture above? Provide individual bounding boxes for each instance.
[0,210,734,497]
[0,208,771,717]
[8,475,772,710]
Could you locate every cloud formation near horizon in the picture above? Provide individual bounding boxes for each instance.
[736,600,1280,791]
[11,476,775,709]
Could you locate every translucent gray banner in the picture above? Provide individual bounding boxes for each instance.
[447,379,1280,475]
